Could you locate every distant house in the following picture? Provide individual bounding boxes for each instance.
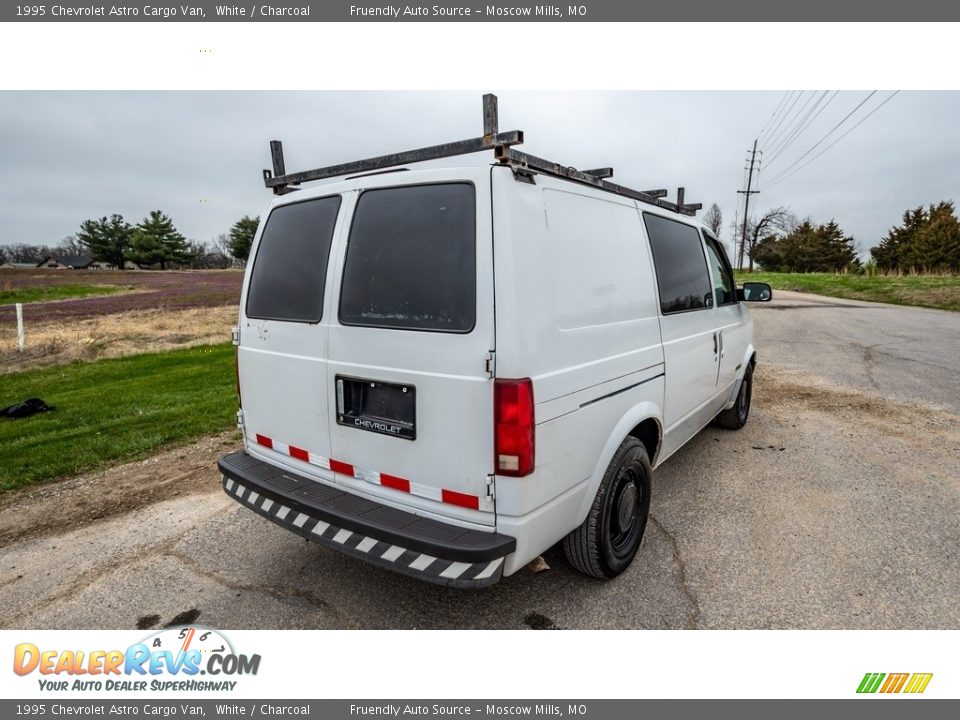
[8,262,37,269]
[36,254,114,270]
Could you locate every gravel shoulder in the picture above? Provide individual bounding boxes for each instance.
[0,432,240,546]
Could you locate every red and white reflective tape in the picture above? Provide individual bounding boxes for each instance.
[252,433,486,512]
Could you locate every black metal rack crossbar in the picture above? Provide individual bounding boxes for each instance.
[263,94,702,217]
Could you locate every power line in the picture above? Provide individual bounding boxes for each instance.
[760,91,801,150]
[763,91,816,152]
[762,91,878,186]
[765,90,835,167]
[765,90,838,168]
[756,91,791,144]
[765,91,900,190]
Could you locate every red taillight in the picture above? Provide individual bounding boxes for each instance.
[494,378,535,477]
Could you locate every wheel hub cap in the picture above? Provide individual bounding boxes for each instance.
[617,483,638,531]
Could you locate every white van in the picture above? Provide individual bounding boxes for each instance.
[219,96,772,587]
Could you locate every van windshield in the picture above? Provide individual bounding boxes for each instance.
[339,183,476,333]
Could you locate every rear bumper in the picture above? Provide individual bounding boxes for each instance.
[218,452,515,588]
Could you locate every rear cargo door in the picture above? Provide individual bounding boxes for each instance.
[326,178,496,527]
[238,194,343,475]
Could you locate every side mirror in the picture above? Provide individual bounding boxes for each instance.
[738,282,772,302]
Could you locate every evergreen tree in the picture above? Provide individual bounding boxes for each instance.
[871,202,960,273]
[907,202,960,272]
[130,210,193,270]
[752,219,858,272]
[872,206,927,272]
[76,214,133,269]
[816,220,860,272]
[228,216,259,262]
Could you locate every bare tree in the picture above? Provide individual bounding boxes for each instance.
[6,242,51,264]
[53,235,86,256]
[212,233,231,258]
[744,207,795,271]
[703,203,723,238]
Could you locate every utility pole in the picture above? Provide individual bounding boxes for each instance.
[737,139,760,270]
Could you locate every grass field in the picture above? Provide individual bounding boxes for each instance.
[0,343,237,491]
[0,269,242,326]
[0,283,126,305]
[735,271,960,313]
[0,269,241,370]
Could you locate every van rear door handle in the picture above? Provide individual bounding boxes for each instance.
[713,332,718,355]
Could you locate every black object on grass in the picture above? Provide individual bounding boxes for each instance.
[1,398,56,419]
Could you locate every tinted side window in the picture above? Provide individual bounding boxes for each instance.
[339,183,476,333]
[246,196,341,323]
[703,235,738,306]
[643,213,713,314]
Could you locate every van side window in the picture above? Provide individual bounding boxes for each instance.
[702,235,738,306]
[339,183,476,333]
[246,195,342,323]
[643,213,713,314]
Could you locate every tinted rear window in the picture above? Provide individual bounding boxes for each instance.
[643,213,712,314]
[246,196,341,323]
[339,183,476,332]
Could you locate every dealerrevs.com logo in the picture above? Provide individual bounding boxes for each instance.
[13,626,260,692]
[857,673,933,694]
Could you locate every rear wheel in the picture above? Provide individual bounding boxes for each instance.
[715,364,753,430]
[563,436,651,579]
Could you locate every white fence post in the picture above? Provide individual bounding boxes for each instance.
[16,302,24,352]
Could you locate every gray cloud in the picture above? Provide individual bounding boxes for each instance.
[2,91,958,259]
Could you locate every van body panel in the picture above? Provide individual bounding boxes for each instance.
[655,310,725,460]
[716,304,751,398]
[490,167,666,530]
[491,169,664,393]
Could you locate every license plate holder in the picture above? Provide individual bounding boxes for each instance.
[335,375,416,441]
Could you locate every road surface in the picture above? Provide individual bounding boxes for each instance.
[2,291,958,629]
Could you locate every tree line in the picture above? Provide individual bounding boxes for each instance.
[1,212,261,270]
[870,201,960,273]
[732,199,958,274]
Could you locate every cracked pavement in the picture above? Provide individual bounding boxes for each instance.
[1,290,958,629]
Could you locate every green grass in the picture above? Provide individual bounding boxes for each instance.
[734,271,960,313]
[0,283,126,305]
[0,343,236,491]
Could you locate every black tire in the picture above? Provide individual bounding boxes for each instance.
[563,436,652,579]
[715,364,753,430]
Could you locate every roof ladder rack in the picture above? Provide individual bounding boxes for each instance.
[263,95,701,216]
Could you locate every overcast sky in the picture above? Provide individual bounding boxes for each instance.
[2,91,958,259]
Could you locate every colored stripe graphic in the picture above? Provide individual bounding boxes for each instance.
[857,672,932,694]
[880,673,909,693]
[252,432,487,511]
[329,459,355,476]
[903,673,933,694]
[857,673,885,694]
[442,488,481,510]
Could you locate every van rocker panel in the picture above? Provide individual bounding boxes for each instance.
[218,452,515,587]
